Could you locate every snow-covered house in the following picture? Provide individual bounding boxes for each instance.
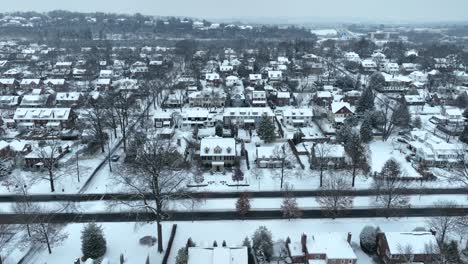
[200,136,237,172]
[55,92,83,107]
[0,95,20,108]
[361,59,377,72]
[384,63,400,75]
[223,107,274,128]
[400,63,419,74]
[188,246,247,264]
[344,52,360,62]
[13,108,75,130]
[163,92,184,108]
[250,90,267,107]
[268,70,283,81]
[99,69,114,79]
[287,233,357,264]
[20,78,42,89]
[0,78,19,94]
[179,109,216,129]
[408,131,464,167]
[408,71,428,84]
[275,91,291,106]
[255,146,282,168]
[205,73,221,86]
[311,143,347,169]
[225,75,239,87]
[20,94,49,107]
[314,91,333,107]
[249,74,263,85]
[153,111,174,128]
[282,109,314,127]
[378,73,412,93]
[24,144,70,168]
[330,102,354,124]
[377,232,439,264]
[188,88,226,108]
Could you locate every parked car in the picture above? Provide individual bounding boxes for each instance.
[111,155,120,162]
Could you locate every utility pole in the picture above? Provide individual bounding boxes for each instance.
[76,152,80,182]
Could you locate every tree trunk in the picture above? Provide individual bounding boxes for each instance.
[26,224,31,237]
[42,224,52,254]
[157,222,163,253]
[49,170,55,192]
[319,167,323,187]
[352,166,356,187]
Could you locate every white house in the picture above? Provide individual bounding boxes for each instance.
[282,108,314,127]
[268,70,283,81]
[200,136,237,172]
[344,52,361,62]
[384,62,400,75]
[223,107,274,128]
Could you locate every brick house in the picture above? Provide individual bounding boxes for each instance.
[287,233,357,264]
[377,232,440,264]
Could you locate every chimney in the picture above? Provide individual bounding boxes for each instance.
[430,228,436,236]
[347,232,352,244]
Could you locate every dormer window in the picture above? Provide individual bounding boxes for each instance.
[204,147,210,154]
[227,147,232,154]
[214,146,222,154]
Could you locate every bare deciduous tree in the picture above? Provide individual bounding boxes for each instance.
[35,140,64,192]
[316,173,354,218]
[0,216,16,264]
[114,134,189,253]
[83,98,109,153]
[311,143,331,187]
[272,144,297,189]
[426,201,459,247]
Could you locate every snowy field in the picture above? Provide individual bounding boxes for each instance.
[13,217,451,264]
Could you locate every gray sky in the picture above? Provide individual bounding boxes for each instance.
[2,0,468,23]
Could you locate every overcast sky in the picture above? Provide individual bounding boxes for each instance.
[2,0,468,23]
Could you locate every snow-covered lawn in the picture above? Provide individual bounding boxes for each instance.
[369,138,420,177]
[21,217,442,264]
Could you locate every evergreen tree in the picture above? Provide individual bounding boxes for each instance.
[252,226,274,261]
[460,125,468,144]
[145,255,150,264]
[368,72,385,91]
[360,117,373,143]
[81,223,107,260]
[442,240,461,264]
[175,247,188,264]
[215,123,223,137]
[463,108,468,119]
[336,124,353,143]
[236,193,251,218]
[393,99,411,128]
[360,226,379,254]
[257,114,275,143]
[412,116,422,129]
[357,87,375,113]
[242,237,251,248]
[186,237,195,248]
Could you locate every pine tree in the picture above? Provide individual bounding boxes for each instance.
[412,116,422,129]
[186,237,195,248]
[252,226,274,261]
[242,237,251,248]
[81,223,107,260]
[336,124,352,143]
[257,114,275,143]
[393,99,411,128]
[175,247,188,264]
[360,117,373,143]
[460,125,468,144]
[357,87,375,113]
[215,123,223,137]
[236,193,251,218]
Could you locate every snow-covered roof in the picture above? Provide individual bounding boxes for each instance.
[305,233,357,260]
[56,92,81,101]
[188,247,247,264]
[313,143,345,158]
[200,136,236,157]
[384,232,439,255]
[283,108,314,118]
[223,107,274,117]
[14,108,72,121]
[331,102,354,114]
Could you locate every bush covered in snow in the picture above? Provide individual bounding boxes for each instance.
[359,225,379,254]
